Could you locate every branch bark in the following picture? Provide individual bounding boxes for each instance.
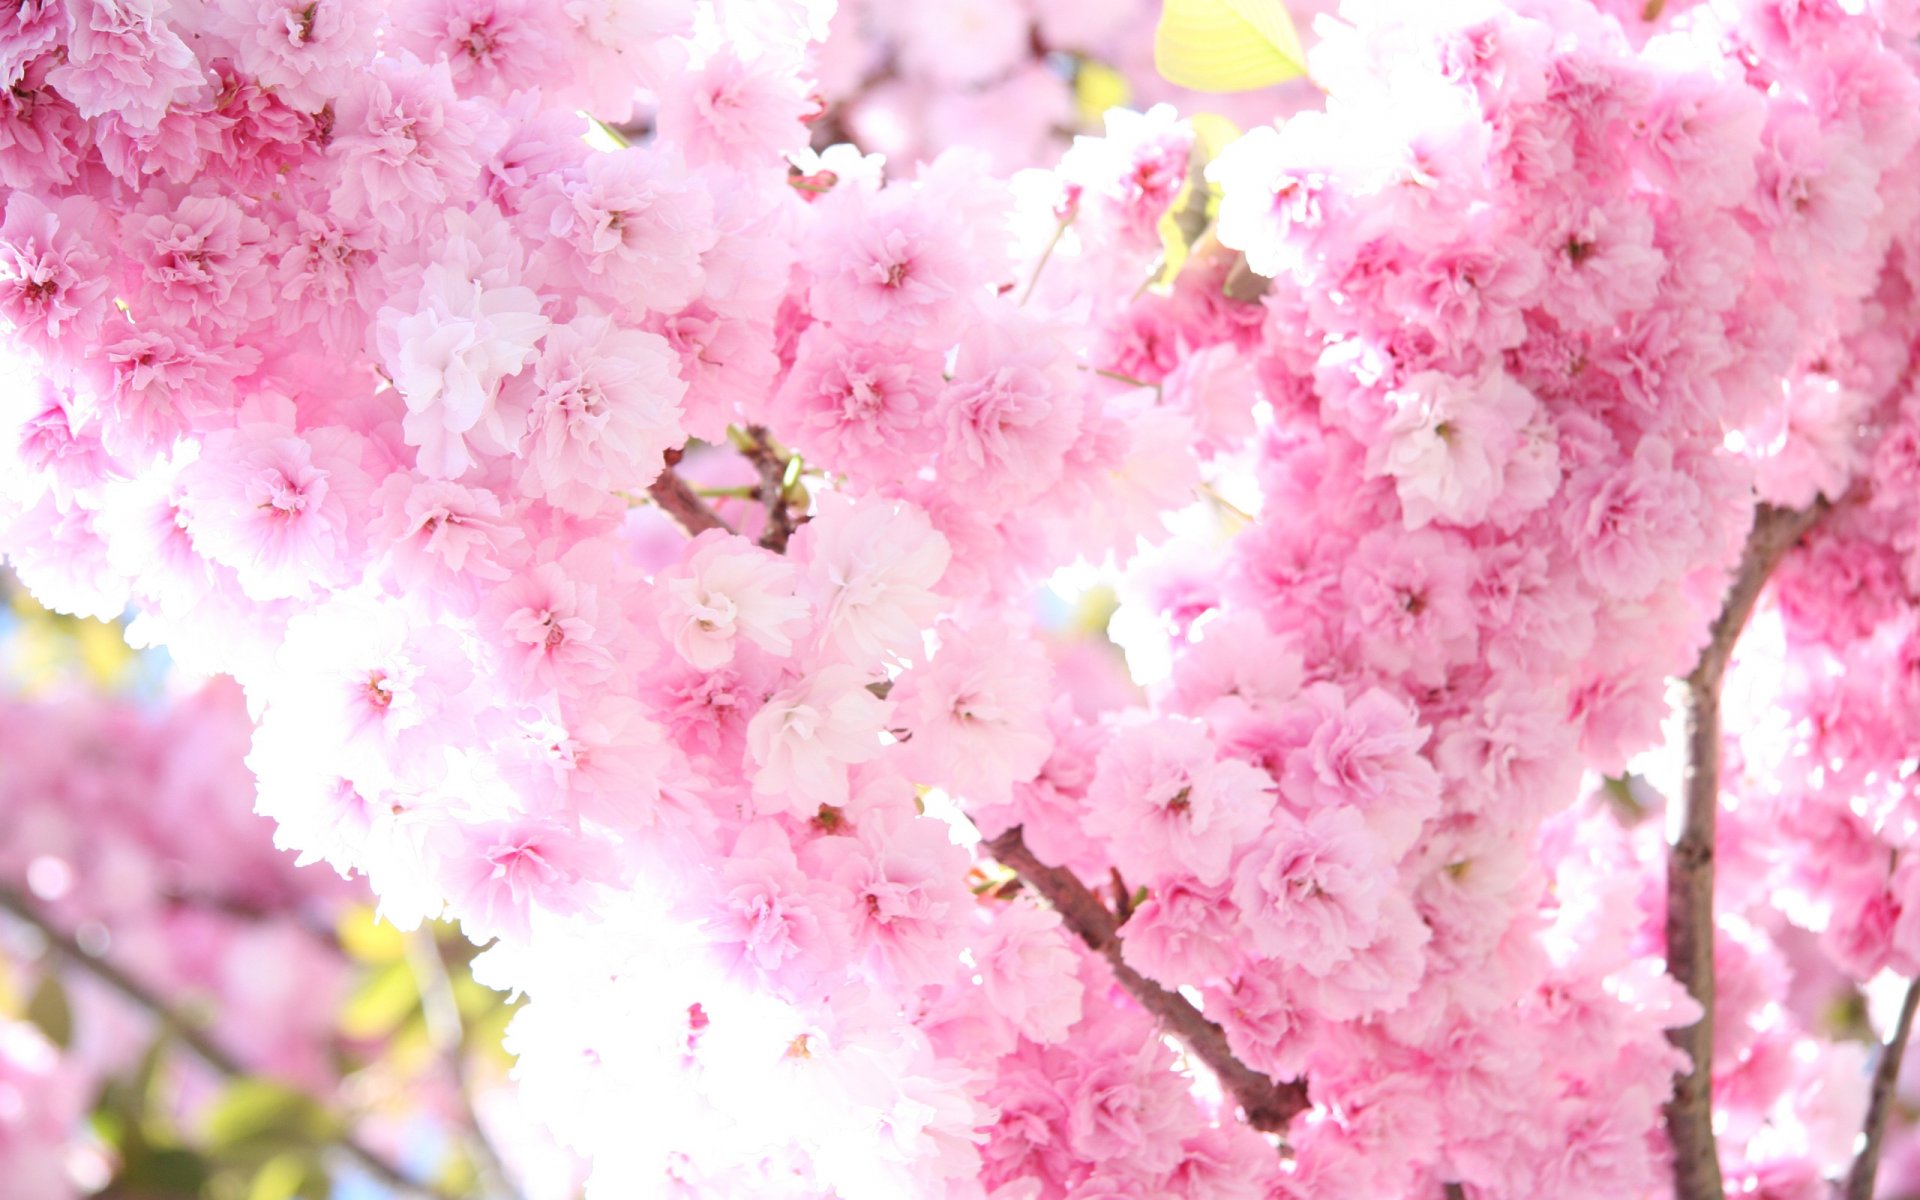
[646,466,735,538]
[982,826,1310,1132]
[1845,976,1920,1200]
[1664,500,1827,1200]
[734,425,801,553]
[0,887,460,1200]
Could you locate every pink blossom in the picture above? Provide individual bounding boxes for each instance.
[770,324,945,477]
[376,255,550,479]
[801,807,970,984]
[87,319,260,463]
[1117,878,1243,987]
[791,491,951,670]
[657,530,809,670]
[697,819,853,997]
[479,556,620,695]
[1231,807,1388,975]
[976,904,1085,1044]
[1559,435,1706,600]
[894,623,1055,806]
[806,181,985,344]
[328,53,493,232]
[1278,683,1440,861]
[391,0,565,98]
[179,422,370,601]
[526,148,716,314]
[368,472,527,614]
[500,310,687,513]
[209,0,376,110]
[121,188,270,330]
[1536,198,1666,330]
[746,663,889,813]
[0,57,86,189]
[1366,368,1544,530]
[938,312,1086,513]
[1081,716,1271,886]
[0,192,115,356]
[440,817,614,943]
[657,49,812,168]
[47,0,205,130]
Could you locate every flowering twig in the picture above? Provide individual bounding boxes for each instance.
[0,887,458,1200]
[1845,976,1920,1200]
[646,458,735,538]
[981,827,1310,1132]
[1664,500,1828,1200]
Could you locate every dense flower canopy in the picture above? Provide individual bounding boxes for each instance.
[7,0,1920,1198]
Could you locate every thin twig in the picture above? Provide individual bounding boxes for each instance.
[408,930,525,1200]
[1664,500,1827,1200]
[982,827,1310,1132]
[1845,976,1920,1200]
[1019,213,1073,307]
[646,466,735,538]
[0,887,458,1200]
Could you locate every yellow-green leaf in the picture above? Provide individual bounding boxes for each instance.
[336,905,407,965]
[1073,60,1132,127]
[1154,0,1306,93]
[202,1079,340,1156]
[339,959,419,1041]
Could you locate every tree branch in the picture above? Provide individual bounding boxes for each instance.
[982,827,1310,1132]
[646,466,735,538]
[1664,500,1827,1200]
[0,887,459,1200]
[1845,976,1920,1200]
[732,425,802,553]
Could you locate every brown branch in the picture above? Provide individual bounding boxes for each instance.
[646,465,735,538]
[982,827,1310,1132]
[734,425,802,553]
[0,887,460,1200]
[1846,976,1920,1200]
[1443,1184,1468,1200]
[1664,500,1827,1200]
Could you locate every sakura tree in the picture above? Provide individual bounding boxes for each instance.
[4,0,1920,1197]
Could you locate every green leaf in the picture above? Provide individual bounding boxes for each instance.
[339,958,420,1041]
[1154,0,1306,93]
[247,1151,330,1200]
[26,973,72,1049]
[115,1145,210,1195]
[202,1078,341,1158]
[1073,60,1132,127]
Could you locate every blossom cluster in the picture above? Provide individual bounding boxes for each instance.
[5,0,1920,1197]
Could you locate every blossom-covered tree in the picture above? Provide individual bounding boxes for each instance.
[7,0,1920,1198]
